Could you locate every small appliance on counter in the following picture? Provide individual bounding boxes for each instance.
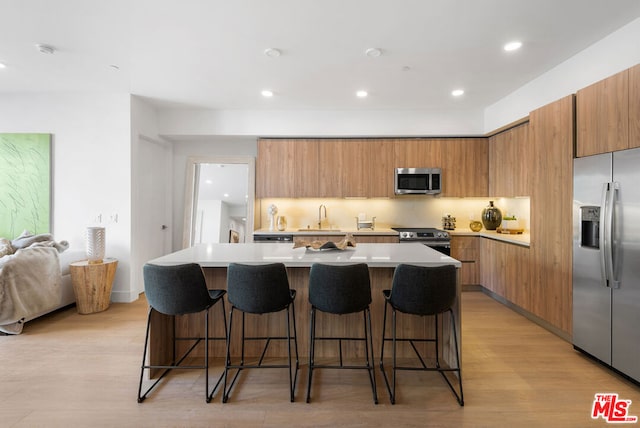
[442,214,456,230]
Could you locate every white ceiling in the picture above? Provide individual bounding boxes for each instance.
[2,0,640,113]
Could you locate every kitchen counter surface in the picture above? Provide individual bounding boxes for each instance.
[449,228,531,247]
[253,228,398,236]
[148,242,461,268]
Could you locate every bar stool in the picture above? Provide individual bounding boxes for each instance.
[223,263,299,402]
[138,263,227,403]
[306,263,378,404]
[379,264,463,405]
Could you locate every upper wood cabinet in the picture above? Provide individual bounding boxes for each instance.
[341,140,370,198]
[576,69,629,156]
[293,139,320,198]
[442,138,488,197]
[630,63,640,149]
[488,122,530,197]
[367,139,395,197]
[258,137,488,198]
[317,140,343,197]
[394,139,443,168]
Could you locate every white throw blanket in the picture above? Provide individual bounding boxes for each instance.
[0,247,62,334]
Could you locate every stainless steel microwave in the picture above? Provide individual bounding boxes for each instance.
[394,168,442,195]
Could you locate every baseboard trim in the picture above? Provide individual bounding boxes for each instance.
[471,286,571,343]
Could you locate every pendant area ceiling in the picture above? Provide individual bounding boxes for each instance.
[1,0,640,112]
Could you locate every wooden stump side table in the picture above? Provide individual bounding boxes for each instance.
[69,258,118,314]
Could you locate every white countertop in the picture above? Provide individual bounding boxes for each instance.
[449,228,531,247]
[148,242,461,268]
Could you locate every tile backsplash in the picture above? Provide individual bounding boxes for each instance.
[257,197,530,232]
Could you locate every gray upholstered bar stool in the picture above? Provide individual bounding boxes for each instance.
[306,263,378,404]
[138,263,227,403]
[379,264,463,405]
[223,262,299,402]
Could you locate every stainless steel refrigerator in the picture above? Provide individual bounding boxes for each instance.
[573,147,640,383]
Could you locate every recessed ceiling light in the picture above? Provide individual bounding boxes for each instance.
[109,64,120,70]
[504,41,522,52]
[356,90,368,98]
[264,48,281,58]
[35,44,55,54]
[261,90,274,97]
[205,179,213,184]
[451,89,465,97]
[0,63,6,69]
[223,193,230,198]
[365,48,382,58]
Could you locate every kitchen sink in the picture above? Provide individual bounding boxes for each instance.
[297,228,342,232]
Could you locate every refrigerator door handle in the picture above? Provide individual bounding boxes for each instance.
[609,182,620,288]
[601,181,619,288]
[599,183,609,287]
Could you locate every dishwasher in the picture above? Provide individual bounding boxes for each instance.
[253,234,294,243]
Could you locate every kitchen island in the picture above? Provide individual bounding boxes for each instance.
[146,243,462,373]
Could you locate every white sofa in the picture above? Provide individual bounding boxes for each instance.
[0,233,84,334]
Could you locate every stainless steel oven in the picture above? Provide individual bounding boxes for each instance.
[392,227,451,256]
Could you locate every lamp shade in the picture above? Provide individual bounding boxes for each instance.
[86,226,105,264]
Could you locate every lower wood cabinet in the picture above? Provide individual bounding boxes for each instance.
[479,238,531,313]
[450,236,480,286]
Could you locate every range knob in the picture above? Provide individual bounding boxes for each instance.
[400,231,414,239]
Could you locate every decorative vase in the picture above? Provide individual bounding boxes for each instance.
[276,216,287,231]
[267,204,278,231]
[481,201,502,230]
[86,226,106,264]
[469,220,483,232]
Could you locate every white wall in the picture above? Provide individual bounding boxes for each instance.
[485,17,640,131]
[131,96,173,298]
[171,137,257,250]
[158,108,484,137]
[0,92,133,301]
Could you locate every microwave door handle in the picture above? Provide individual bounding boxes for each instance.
[599,183,609,287]
[608,182,620,288]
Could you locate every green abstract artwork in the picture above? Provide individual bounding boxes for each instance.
[0,134,51,239]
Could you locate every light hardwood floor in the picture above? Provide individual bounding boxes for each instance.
[1,291,639,427]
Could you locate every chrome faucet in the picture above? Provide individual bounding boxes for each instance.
[318,204,327,229]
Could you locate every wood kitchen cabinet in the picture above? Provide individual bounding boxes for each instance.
[450,236,480,286]
[394,138,443,169]
[293,139,320,198]
[442,138,488,197]
[529,95,574,334]
[256,139,296,197]
[576,69,629,156]
[488,122,530,197]
[341,139,371,197]
[480,238,531,312]
[367,139,395,197]
[630,63,640,149]
[257,137,486,198]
